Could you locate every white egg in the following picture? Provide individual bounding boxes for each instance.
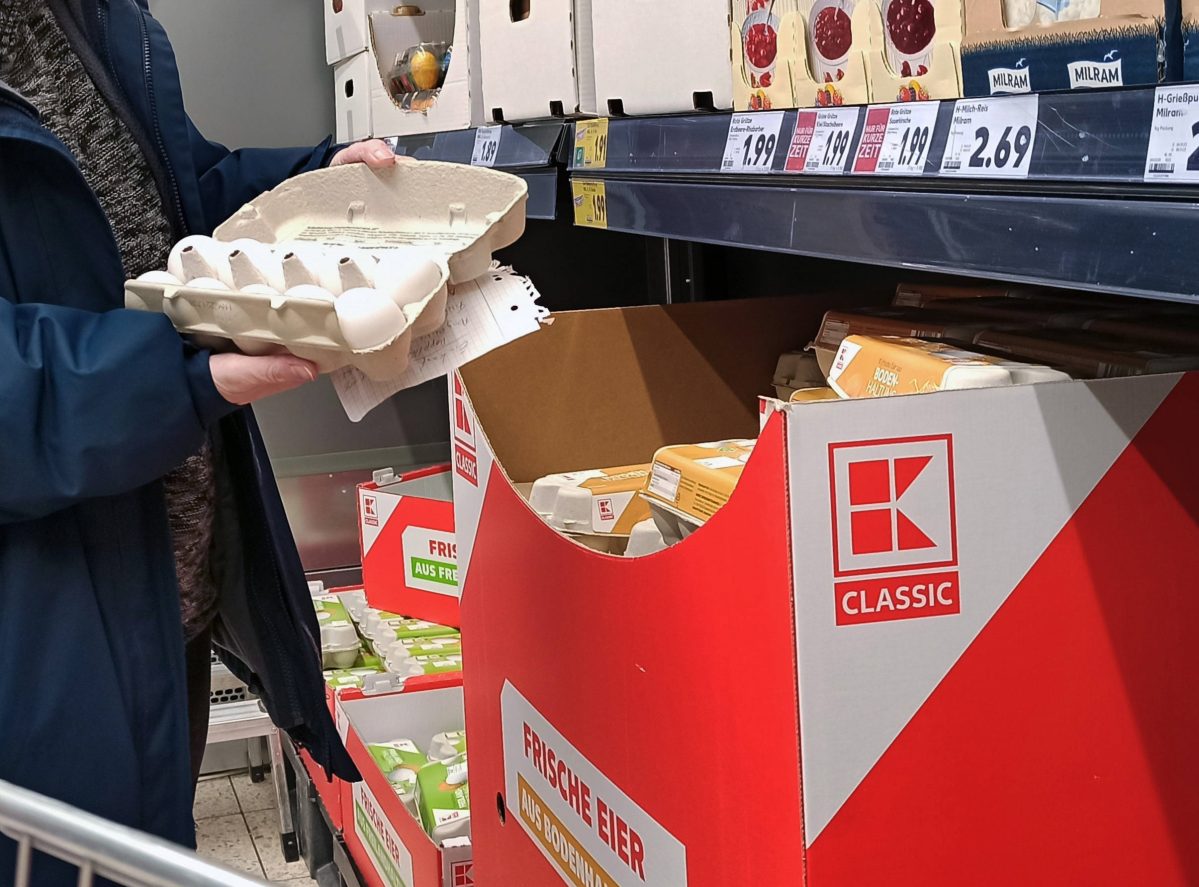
[186,277,230,291]
[227,240,287,292]
[278,242,342,294]
[336,287,406,351]
[373,252,444,309]
[284,284,337,302]
[168,236,232,286]
[136,270,181,285]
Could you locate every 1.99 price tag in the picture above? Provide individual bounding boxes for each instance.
[939,96,1038,178]
[721,112,785,173]
[853,103,938,175]
[785,108,859,175]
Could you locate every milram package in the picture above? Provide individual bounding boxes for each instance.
[960,0,1163,95]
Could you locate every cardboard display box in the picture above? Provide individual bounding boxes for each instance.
[449,298,1199,886]
[590,0,733,115]
[359,466,460,627]
[960,0,1163,95]
[333,1,485,138]
[480,0,598,122]
[338,687,473,887]
[326,0,394,65]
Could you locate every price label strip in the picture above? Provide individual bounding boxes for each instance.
[1144,85,1199,182]
[785,108,858,175]
[574,118,609,170]
[853,103,939,176]
[721,112,786,173]
[572,179,608,230]
[471,125,502,167]
[939,95,1039,178]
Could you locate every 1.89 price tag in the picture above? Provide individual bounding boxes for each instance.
[853,103,939,175]
[721,112,785,173]
[785,108,859,175]
[471,126,502,167]
[939,95,1038,178]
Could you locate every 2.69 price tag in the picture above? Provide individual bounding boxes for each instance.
[853,103,938,175]
[721,112,785,173]
[939,95,1038,178]
[1144,85,1199,182]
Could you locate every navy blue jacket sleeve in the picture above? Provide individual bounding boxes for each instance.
[0,299,236,524]
[186,119,337,233]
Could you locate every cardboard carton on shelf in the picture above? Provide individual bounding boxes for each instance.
[865,0,964,101]
[480,0,597,122]
[358,466,460,627]
[590,0,733,115]
[960,0,1163,96]
[325,0,394,65]
[338,685,472,887]
[449,297,1199,886]
[732,0,871,110]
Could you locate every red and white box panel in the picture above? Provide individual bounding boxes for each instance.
[449,299,1199,886]
[359,467,460,627]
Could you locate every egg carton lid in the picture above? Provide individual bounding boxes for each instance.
[124,159,528,381]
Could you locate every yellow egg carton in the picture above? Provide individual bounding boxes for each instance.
[123,159,527,381]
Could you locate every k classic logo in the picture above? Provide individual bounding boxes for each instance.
[829,435,960,626]
[362,494,379,528]
[452,374,479,487]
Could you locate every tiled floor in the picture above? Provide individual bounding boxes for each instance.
[194,771,315,885]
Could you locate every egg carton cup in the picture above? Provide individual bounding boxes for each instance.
[124,159,528,381]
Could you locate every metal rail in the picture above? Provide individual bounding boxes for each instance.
[0,779,267,887]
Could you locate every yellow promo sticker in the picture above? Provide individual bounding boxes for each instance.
[573,118,609,169]
[572,180,608,230]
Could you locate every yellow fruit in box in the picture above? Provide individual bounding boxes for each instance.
[410,49,441,91]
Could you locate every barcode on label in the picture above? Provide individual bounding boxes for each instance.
[721,159,733,169]
[877,160,894,171]
[1149,163,1175,174]
[942,160,961,170]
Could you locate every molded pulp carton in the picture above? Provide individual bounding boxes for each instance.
[449,297,1199,886]
[480,0,598,121]
[359,465,460,627]
[124,162,526,381]
[339,686,473,887]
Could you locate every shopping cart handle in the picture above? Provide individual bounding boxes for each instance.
[0,779,268,887]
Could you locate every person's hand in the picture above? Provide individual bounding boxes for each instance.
[330,139,396,169]
[210,353,318,405]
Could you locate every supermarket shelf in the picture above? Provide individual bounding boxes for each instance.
[387,122,567,220]
[568,88,1161,181]
[566,86,1199,302]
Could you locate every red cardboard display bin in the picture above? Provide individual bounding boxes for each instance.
[450,299,1199,887]
[358,466,459,627]
[338,686,474,887]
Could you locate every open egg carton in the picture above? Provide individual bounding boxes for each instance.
[124,158,527,380]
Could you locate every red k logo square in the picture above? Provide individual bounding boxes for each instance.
[451,860,474,886]
[830,435,958,578]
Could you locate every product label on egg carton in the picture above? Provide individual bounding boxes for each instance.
[643,441,756,524]
[295,224,477,251]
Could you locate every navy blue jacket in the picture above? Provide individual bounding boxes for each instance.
[0,1,358,881]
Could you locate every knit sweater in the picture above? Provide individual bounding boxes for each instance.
[1,0,219,639]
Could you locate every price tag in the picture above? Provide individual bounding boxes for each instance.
[572,179,608,229]
[471,126,502,167]
[1144,85,1199,181]
[853,103,939,176]
[574,118,609,169]
[939,95,1039,178]
[720,112,785,173]
[785,108,858,175]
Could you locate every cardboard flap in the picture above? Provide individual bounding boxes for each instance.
[458,298,833,481]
